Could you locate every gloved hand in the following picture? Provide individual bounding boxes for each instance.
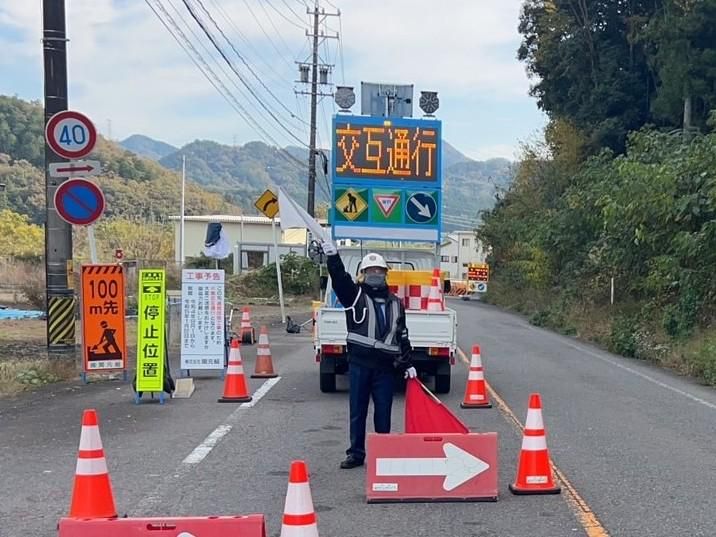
[321,240,338,256]
[404,366,417,379]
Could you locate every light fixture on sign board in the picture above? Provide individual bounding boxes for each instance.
[334,86,355,112]
[419,91,440,116]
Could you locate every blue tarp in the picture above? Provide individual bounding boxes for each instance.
[0,308,44,320]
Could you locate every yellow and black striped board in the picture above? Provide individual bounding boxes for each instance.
[48,295,76,347]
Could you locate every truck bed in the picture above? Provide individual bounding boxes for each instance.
[316,308,457,351]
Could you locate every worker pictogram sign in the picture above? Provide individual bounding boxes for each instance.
[366,432,498,502]
[335,187,368,222]
[81,265,126,373]
[254,189,279,219]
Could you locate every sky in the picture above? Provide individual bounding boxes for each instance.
[0,0,547,161]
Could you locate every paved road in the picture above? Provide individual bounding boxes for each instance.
[1,300,714,536]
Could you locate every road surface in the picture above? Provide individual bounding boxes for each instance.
[1,299,715,536]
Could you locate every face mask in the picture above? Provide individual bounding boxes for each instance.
[364,273,387,289]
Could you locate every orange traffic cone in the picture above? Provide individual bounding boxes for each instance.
[426,272,444,312]
[240,306,255,344]
[68,409,118,519]
[218,338,252,403]
[252,326,278,378]
[280,460,319,537]
[461,345,492,408]
[509,393,561,495]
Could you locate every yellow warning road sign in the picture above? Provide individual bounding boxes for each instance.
[254,189,279,219]
[336,188,368,221]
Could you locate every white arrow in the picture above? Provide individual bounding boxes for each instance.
[410,196,432,218]
[376,443,489,491]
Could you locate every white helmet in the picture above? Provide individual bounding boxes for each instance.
[360,252,388,271]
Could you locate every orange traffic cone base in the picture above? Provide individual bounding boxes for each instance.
[218,394,252,403]
[251,370,277,379]
[509,482,561,495]
[460,400,492,409]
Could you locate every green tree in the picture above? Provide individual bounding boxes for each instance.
[0,209,44,256]
[518,0,660,152]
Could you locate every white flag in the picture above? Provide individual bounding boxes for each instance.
[203,227,231,259]
[278,187,326,241]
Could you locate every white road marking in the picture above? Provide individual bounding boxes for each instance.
[181,377,282,465]
[182,424,232,465]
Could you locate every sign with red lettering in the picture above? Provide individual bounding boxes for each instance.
[366,433,498,502]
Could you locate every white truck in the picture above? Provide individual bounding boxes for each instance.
[314,247,457,394]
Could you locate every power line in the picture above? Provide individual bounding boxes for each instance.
[280,0,309,22]
[264,0,306,29]
[208,0,293,87]
[180,0,309,147]
[193,0,308,126]
[241,0,296,70]
[164,0,303,147]
[145,0,307,172]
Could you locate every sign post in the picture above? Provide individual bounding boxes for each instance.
[180,269,226,376]
[255,189,286,324]
[80,264,127,383]
[331,115,442,243]
[135,269,167,404]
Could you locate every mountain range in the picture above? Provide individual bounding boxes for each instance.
[120,135,514,229]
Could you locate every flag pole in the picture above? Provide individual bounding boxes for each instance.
[272,217,286,323]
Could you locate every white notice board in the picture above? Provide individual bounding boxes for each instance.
[180,269,225,370]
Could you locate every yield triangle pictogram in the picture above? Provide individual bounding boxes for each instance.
[375,194,399,218]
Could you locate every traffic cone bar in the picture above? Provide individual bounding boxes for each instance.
[280,460,319,537]
[461,345,492,408]
[69,409,118,519]
[509,393,561,495]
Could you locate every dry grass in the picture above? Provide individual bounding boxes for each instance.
[0,357,76,396]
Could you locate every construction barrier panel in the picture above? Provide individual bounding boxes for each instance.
[58,515,267,536]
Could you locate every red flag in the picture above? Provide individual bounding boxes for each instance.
[404,378,469,434]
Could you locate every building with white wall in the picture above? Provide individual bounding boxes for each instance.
[439,231,487,280]
[169,215,329,273]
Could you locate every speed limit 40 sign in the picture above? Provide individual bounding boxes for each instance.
[45,110,97,160]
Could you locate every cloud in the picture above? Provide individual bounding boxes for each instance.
[0,0,540,158]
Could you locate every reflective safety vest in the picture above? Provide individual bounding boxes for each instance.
[345,289,403,355]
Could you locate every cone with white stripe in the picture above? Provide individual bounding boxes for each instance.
[280,460,319,537]
[68,409,117,519]
[426,272,444,312]
[460,345,492,408]
[252,325,278,378]
[240,306,255,344]
[509,393,561,495]
[218,338,252,403]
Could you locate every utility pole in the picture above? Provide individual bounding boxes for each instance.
[43,0,75,352]
[296,1,339,216]
[180,155,186,268]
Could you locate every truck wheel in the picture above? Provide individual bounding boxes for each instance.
[320,372,337,393]
[435,373,451,394]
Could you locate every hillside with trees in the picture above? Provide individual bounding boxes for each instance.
[478,0,716,384]
[123,137,513,230]
[0,95,241,260]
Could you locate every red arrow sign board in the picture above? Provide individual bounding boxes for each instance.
[366,432,498,502]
